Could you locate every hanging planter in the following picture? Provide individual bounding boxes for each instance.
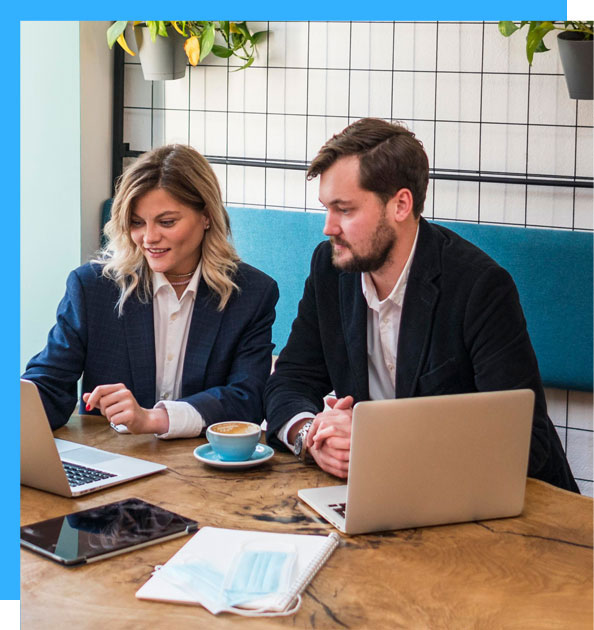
[107,21,268,82]
[498,21,594,101]
[557,32,593,100]
[134,26,187,81]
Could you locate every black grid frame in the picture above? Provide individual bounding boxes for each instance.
[117,21,593,230]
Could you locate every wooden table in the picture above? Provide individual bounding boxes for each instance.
[21,415,593,629]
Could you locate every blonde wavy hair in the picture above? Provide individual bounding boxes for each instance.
[98,144,239,314]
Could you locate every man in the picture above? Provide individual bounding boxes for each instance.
[264,117,578,493]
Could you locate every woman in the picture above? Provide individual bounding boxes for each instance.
[23,144,279,439]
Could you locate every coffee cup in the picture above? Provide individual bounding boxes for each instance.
[206,421,262,462]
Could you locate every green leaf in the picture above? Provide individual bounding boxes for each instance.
[526,21,555,64]
[211,44,234,58]
[107,21,128,48]
[235,22,251,39]
[147,21,159,42]
[219,21,230,38]
[200,22,216,61]
[232,30,247,48]
[252,30,268,44]
[232,56,255,71]
[157,21,168,37]
[498,21,519,37]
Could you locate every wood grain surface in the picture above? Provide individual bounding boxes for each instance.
[21,415,593,630]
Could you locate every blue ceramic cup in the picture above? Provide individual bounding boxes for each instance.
[206,421,262,462]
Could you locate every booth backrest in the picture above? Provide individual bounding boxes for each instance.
[227,207,593,392]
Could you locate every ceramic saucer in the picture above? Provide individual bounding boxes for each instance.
[193,443,274,469]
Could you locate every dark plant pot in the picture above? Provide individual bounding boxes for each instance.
[134,26,187,81]
[557,32,593,100]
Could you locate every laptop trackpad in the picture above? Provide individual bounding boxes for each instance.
[61,446,120,466]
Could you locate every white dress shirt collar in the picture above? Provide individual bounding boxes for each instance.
[152,261,202,299]
[361,224,419,311]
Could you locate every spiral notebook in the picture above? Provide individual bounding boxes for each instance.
[136,527,340,616]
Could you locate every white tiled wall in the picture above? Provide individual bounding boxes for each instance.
[547,388,593,496]
[122,21,594,494]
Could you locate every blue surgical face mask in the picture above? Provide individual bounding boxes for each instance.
[158,543,297,616]
[158,560,226,610]
[224,543,296,607]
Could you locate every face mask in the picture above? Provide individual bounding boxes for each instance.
[158,543,297,616]
[224,543,297,607]
[158,560,226,610]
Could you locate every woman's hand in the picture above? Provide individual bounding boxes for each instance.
[82,384,170,435]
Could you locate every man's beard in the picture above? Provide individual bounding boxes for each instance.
[330,213,396,273]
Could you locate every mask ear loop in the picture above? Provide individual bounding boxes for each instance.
[222,594,302,617]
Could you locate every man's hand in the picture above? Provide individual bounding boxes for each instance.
[83,384,170,435]
[307,396,354,478]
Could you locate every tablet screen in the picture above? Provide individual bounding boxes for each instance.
[21,497,198,565]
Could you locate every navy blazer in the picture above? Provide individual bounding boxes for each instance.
[265,218,578,492]
[24,261,279,431]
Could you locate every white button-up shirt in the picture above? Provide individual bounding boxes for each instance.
[151,264,204,439]
[362,226,418,400]
[278,226,419,450]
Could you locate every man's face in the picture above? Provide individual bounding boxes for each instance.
[319,155,396,273]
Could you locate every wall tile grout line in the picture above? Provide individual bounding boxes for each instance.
[390,22,396,122]
[477,21,486,224]
[572,100,579,230]
[347,22,353,125]
[431,22,440,219]
[121,103,593,132]
[264,22,271,210]
[304,22,311,212]
[187,63,191,146]
[224,54,230,205]
[523,60,531,228]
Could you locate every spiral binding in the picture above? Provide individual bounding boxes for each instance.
[278,532,341,612]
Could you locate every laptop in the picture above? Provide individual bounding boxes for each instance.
[298,389,535,535]
[21,379,166,497]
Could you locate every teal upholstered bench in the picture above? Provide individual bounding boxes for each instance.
[227,207,593,392]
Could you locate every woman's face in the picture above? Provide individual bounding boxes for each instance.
[129,188,209,275]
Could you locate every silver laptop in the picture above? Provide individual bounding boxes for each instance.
[21,379,166,497]
[298,389,534,535]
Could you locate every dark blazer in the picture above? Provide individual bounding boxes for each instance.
[265,218,578,492]
[24,261,279,431]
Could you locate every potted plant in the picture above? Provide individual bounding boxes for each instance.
[498,21,593,100]
[107,21,267,81]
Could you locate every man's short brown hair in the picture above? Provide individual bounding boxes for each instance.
[307,118,429,218]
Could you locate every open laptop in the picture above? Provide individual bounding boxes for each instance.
[21,379,166,497]
[298,389,535,535]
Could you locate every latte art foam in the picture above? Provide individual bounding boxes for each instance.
[210,422,257,435]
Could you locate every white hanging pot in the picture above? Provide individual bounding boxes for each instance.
[557,32,593,100]
[134,26,187,81]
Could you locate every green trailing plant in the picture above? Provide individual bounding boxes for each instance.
[107,21,267,70]
[498,21,594,64]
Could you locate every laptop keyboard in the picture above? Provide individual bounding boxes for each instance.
[62,461,117,487]
[329,502,346,519]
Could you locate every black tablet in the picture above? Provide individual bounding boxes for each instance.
[21,497,198,566]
